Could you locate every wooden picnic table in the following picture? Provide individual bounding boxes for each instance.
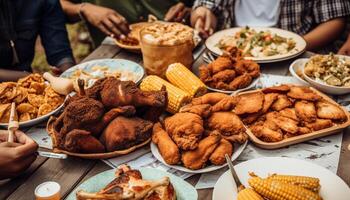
[1,43,349,200]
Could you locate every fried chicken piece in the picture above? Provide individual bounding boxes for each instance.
[274,115,299,134]
[209,139,233,165]
[222,132,248,143]
[241,112,262,124]
[100,116,153,151]
[210,56,233,74]
[233,60,247,75]
[211,96,238,112]
[164,112,204,150]
[199,65,212,83]
[181,132,221,170]
[298,127,312,135]
[207,112,245,136]
[271,95,293,111]
[234,59,260,78]
[279,108,299,121]
[316,101,347,121]
[235,91,264,115]
[228,73,252,90]
[287,86,321,101]
[64,129,105,153]
[262,85,290,94]
[295,101,317,123]
[152,123,180,165]
[179,104,212,118]
[250,123,283,142]
[100,78,167,108]
[305,119,333,131]
[261,93,279,113]
[212,69,236,83]
[191,92,229,105]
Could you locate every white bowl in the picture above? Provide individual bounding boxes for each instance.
[289,58,310,86]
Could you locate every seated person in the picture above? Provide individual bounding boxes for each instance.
[338,32,350,55]
[191,0,350,52]
[0,0,75,82]
[0,130,38,180]
[60,0,193,45]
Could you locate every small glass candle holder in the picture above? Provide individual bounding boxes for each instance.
[34,181,61,200]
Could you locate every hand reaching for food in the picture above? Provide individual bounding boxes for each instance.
[190,6,217,38]
[164,2,191,23]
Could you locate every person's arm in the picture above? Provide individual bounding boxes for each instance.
[0,69,30,82]
[0,130,38,180]
[60,0,130,38]
[303,18,346,51]
[338,33,350,55]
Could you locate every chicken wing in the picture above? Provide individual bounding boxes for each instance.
[316,101,347,121]
[210,56,233,74]
[234,59,260,78]
[64,129,105,153]
[250,123,283,142]
[207,112,245,136]
[211,96,238,112]
[179,104,212,118]
[164,112,204,150]
[295,101,317,123]
[209,139,233,165]
[235,91,264,115]
[271,95,293,111]
[279,108,299,121]
[181,132,221,170]
[262,85,290,94]
[212,69,236,83]
[152,123,180,165]
[228,73,252,90]
[222,132,248,143]
[191,92,229,105]
[261,93,279,113]
[305,119,333,131]
[287,86,321,101]
[199,65,212,83]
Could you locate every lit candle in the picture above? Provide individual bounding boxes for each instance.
[34,181,61,200]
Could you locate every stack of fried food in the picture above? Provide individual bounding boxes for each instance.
[76,165,176,200]
[234,85,348,143]
[199,47,260,91]
[237,173,322,200]
[152,92,248,170]
[0,74,64,122]
[49,77,167,154]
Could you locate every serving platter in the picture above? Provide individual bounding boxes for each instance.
[47,116,151,159]
[212,157,350,200]
[205,27,306,63]
[66,168,198,200]
[150,140,248,174]
[236,86,350,149]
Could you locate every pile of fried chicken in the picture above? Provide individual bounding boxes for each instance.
[76,165,176,200]
[199,47,260,91]
[153,92,248,170]
[48,77,167,154]
[235,85,348,142]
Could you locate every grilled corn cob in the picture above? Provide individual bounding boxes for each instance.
[266,174,320,192]
[166,63,207,97]
[237,188,264,200]
[140,75,191,113]
[248,177,322,200]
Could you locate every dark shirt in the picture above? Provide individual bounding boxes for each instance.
[0,0,74,72]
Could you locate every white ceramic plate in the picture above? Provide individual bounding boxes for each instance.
[60,59,145,87]
[205,27,306,63]
[289,58,310,86]
[213,157,350,200]
[66,168,197,200]
[151,140,248,174]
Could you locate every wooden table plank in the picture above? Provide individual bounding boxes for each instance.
[81,44,121,62]
[0,156,48,200]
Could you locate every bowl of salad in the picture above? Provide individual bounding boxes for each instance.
[302,53,350,95]
[205,27,307,63]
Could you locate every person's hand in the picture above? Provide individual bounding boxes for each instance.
[0,130,38,179]
[338,36,350,55]
[81,3,130,38]
[190,6,217,38]
[164,2,191,23]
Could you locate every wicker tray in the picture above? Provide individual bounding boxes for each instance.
[236,87,350,149]
[47,116,151,159]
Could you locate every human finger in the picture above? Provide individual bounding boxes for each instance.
[165,3,185,22]
[109,14,130,35]
[102,18,123,38]
[0,130,9,142]
[204,10,212,32]
[14,130,32,144]
[13,139,38,158]
[10,154,37,175]
[0,142,22,148]
[98,22,113,36]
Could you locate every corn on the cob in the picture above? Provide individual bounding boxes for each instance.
[140,75,191,113]
[266,174,320,192]
[248,177,322,200]
[237,188,264,200]
[166,63,207,97]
